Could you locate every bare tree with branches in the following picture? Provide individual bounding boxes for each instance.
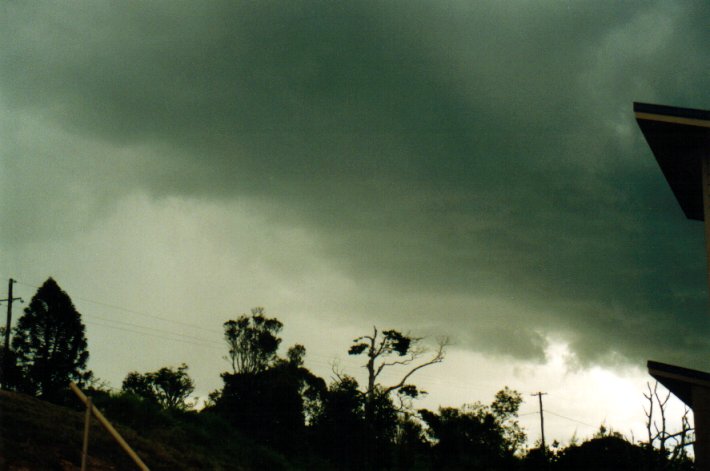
[348,327,447,414]
[643,381,694,464]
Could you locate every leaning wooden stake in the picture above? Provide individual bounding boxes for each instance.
[81,396,92,471]
[69,382,150,471]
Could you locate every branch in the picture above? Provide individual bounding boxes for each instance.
[381,349,424,368]
[654,384,670,451]
[330,360,345,383]
[664,429,695,440]
[352,334,374,343]
[380,356,417,369]
[373,327,389,358]
[655,386,671,409]
[394,393,409,412]
[373,352,418,381]
[383,338,447,395]
[644,382,655,447]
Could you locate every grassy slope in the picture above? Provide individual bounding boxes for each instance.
[0,390,292,470]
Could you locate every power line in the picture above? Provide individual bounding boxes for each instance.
[84,319,223,351]
[14,279,222,336]
[3,281,613,443]
[12,280,233,354]
[545,410,596,428]
[13,278,561,409]
[12,279,459,384]
[83,312,219,346]
[11,280,361,373]
[76,295,222,335]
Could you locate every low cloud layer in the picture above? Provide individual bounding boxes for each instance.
[3,1,710,369]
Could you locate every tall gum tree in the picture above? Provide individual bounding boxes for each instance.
[348,327,447,419]
[223,307,282,374]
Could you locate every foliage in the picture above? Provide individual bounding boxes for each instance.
[552,434,689,471]
[392,412,431,469]
[419,387,526,470]
[349,329,411,357]
[0,388,295,470]
[122,363,195,410]
[491,386,527,453]
[0,346,22,390]
[96,389,175,432]
[223,307,283,374]
[7,278,690,469]
[287,344,306,366]
[310,375,369,468]
[337,327,446,468]
[311,375,432,469]
[314,375,365,429]
[10,278,92,402]
[519,425,695,471]
[215,311,326,454]
[8,287,695,470]
[216,359,326,454]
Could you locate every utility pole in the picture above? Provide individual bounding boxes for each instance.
[1,278,23,389]
[532,392,547,452]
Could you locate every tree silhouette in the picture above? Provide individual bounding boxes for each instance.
[553,434,675,471]
[419,387,525,470]
[311,375,369,468]
[215,310,326,454]
[341,327,447,468]
[122,363,195,410]
[643,381,694,465]
[11,278,91,402]
[223,307,282,374]
[348,327,447,421]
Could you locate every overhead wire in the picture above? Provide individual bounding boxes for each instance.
[84,319,223,351]
[9,279,538,398]
[8,277,618,432]
[14,279,222,336]
[85,314,220,345]
[545,410,596,428]
[11,279,432,379]
[14,278,228,353]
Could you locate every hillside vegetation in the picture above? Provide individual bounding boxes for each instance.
[0,281,695,470]
[0,390,292,470]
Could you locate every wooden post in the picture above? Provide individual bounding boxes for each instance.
[702,156,710,300]
[81,396,91,471]
[69,382,150,471]
[693,385,710,471]
[1,278,21,389]
[531,392,547,452]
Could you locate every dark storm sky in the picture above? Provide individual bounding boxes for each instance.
[2,1,710,373]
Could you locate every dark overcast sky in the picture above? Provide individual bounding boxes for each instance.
[2,1,710,426]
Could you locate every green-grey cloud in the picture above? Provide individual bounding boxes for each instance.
[2,1,710,368]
